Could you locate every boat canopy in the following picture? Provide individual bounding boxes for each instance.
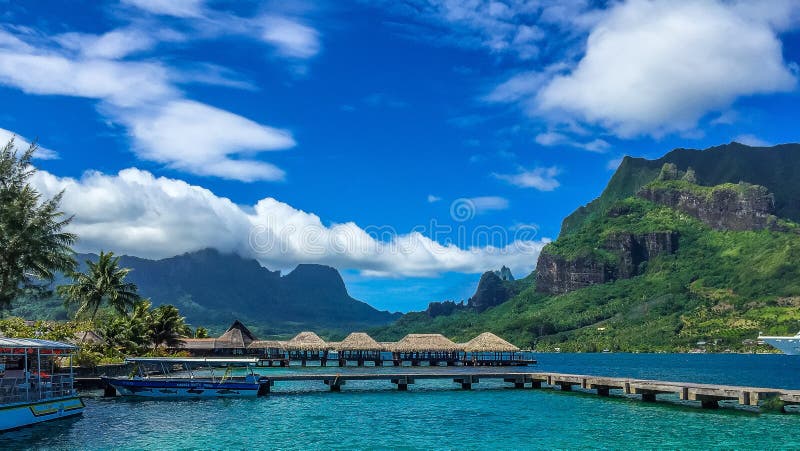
[0,338,77,352]
[125,357,260,365]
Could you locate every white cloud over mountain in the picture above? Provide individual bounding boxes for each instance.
[31,168,547,277]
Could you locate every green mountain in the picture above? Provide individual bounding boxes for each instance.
[560,142,800,237]
[372,143,800,352]
[11,249,400,335]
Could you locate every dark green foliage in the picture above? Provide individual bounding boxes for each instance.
[58,251,140,321]
[0,139,76,310]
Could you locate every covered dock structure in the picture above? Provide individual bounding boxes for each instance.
[286,332,329,366]
[335,333,383,366]
[461,332,533,366]
[390,334,461,366]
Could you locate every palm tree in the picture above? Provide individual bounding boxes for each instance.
[0,139,76,310]
[58,251,140,322]
[148,304,190,349]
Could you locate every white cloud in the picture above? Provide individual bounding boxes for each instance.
[0,26,296,181]
[494,166,561,191]
[534,131,609,153]
[733,134,771,147]
[55,28,160,59]
[468,196,509,214]
[534,0,797,137]
[260,16,320,59]
[427,194,442,203]
[31,168,549,277]
[118,100,294,181]
[122,0,205,18]
[0,128,59,160]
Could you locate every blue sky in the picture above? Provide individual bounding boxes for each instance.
[1,0,799,312]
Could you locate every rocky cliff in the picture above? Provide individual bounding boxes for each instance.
[638,181,779,231]
[535,231,678,295]
[467,271,511,311]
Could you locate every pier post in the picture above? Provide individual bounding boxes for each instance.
[103,383,117,397]
[531,380,542,389]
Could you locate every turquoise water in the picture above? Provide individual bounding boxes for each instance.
[4,354,799,450]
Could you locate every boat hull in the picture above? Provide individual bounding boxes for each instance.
[0,396,84,432]
[103,377,261,398]
[761,336,800,355]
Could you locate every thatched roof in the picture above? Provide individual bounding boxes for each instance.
[179,338,217,350]
[462,332,519,352]
[336,332,383,351]
[72,331,105,345]
[247,340,286,350]
[286,331,327,351]
[216,320,257,348]
[390,334,460,352]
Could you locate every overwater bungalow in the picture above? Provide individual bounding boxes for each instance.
[336,332,383,365]
[461,332,523,366]
[247,340,287,364]
[286,332,328,365]
[177,320,256,356]
[390,334,461,366]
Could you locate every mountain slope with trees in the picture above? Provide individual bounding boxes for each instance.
[372,143,800,352]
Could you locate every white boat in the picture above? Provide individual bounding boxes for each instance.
[759,331,800,355]
[102,357,266,398]
[0,338,84,432]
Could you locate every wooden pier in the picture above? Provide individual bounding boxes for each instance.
[254,371,800,412]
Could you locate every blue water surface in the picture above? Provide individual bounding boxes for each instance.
[4,353,799,450]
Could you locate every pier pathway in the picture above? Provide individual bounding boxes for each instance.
[257,370,800,411]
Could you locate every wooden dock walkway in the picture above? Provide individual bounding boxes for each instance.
[256,371,800,411]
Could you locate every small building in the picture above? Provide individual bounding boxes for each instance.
[336,332,383,364]
[176,320,257,356]
[461,332,521,366]
[286,331,328,365]
[247,340,287,359]
[390,334,461,365]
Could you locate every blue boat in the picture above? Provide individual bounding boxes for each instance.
[102,357,265,398]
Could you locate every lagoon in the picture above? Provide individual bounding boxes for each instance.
[4,353,799,450]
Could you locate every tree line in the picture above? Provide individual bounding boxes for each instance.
[0,138,207,365]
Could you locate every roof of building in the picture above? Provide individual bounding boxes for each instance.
[336,332,383,351]
[390,334,460,352]
[461,332,519,352]
[216,320,257,348]
[286,331,327,351]
[247,340,287,350]
[179,338,218,350]
[0,338,77,351]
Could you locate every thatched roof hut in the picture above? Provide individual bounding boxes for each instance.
[286,331,328,351]
[247,340,286,350]
[462,332,519,353]
[178,338,217,350]
[390,334,461,353]
[216,320,257,348]
[336,332,383,351]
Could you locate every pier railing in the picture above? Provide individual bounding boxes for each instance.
[0,373,76,405]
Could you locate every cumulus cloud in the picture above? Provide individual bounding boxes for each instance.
[260,16,320,59]
[31,168,548,277]
[494,166,560,191]
[0,24,295,181]
[534,0,798,137]
[0,128,59,160]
